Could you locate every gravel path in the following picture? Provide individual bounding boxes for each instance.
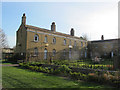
[0,64,19,66]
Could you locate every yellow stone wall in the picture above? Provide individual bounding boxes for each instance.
[16,14,88,61]
[16,26,87,61]
[26,29,87,51]
[16,25,27,54]
[25,28,87,61]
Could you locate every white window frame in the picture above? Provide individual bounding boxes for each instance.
[64,39,66,45]
[111,51,114,58]
[34,34,39,42]
[44,36,47,43]
[44,48,47,60]
[53,37,56,44]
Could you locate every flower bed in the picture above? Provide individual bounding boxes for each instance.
[19,62,120,88]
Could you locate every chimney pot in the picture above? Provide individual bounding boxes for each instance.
[70,28,74,36]
[22,13,26,25]
[101,35,104,40]
[51,22,56,32]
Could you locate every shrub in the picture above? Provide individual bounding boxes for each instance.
[21,63,29,69]
[54,69,61,75]
[69,72,87,80]
[19,63,23,67]
[49,68,54,74]
[34,66,39,71]
[52,60,69,65]
[39,67,44,72]
[57,65,71,75]
[69,72,79,80]
[44,67,50,73]
[29,66,35,71]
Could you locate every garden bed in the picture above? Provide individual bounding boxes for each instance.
[2,64,113,88]
[19,62,120,88]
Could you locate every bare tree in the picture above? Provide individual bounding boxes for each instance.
[80,34,89,41]
[0,28,9,48]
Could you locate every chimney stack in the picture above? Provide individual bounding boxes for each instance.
[51,22,56,32]
[22,13,26,25]
[70,28,74,36]
[101,35,104,40]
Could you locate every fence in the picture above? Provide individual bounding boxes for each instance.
[3,51,118,70]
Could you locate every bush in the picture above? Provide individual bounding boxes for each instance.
[50,68,54,74]
[19,62,120,87]
[28,66,35,71]
[34,66,39,71]
[69,72,87,80]
[19,63,23,67]
[57,65,71,75]
[52,60,69,65]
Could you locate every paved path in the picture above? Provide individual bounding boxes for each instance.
[0,64,19,66]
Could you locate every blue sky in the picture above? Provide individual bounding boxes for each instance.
[2,2,118,48]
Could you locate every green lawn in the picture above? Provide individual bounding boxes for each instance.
[2,64,113,88]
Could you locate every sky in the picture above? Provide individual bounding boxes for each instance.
[1,1,119,48]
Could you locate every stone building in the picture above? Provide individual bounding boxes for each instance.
[16,13,87,62]
[2,48,14,59]
[88,35,120,59]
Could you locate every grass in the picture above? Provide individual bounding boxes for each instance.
[2,63,113,88]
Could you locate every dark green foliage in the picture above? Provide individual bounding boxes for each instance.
[57,65,71,74]
[19,62,120,87]
[69,72,87,81]
[3,65,113,88]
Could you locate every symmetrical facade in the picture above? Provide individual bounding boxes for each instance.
[16,14,88,61]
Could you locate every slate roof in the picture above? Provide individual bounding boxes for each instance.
[25,24,84,40]
[91,38,120,43]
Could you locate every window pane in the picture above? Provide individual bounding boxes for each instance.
[69,49,72,58]
[53,49,56,56]
[53,37,56,44]
[34,35,39,42]
[45,36,47,43]
[69,40,71,45]
[74,41,76,46]
[44,49,47,59]
[34,47,38,55]
[81,42,83,47]
[64,39,66,45]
